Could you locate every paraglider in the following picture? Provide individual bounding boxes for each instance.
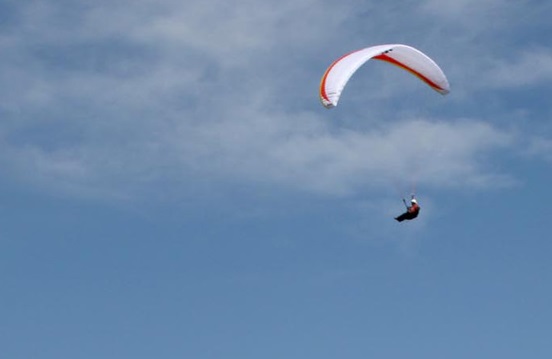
[319,44,450,109]
[395,197,420,222]
[319,44,449,222]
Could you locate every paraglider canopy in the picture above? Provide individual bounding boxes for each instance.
[319,44,450,109]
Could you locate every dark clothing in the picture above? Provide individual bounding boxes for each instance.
[395,203,420,222]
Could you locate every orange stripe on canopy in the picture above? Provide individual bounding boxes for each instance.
[373,53,446,93]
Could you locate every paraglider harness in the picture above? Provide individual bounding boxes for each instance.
[395,195,420,222]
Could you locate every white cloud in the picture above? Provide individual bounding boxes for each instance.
[0,109,515,201]
[421,0,505,18]
[414,1,552,97]
[485,48,552,88]
[0,0,540,202]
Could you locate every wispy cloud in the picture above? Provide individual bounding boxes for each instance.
[523,136,552,162]
[485,48,552,88]
[0,0,545,202]
[421,0,507,19]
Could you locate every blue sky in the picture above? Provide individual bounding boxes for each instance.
[1,0,551,358]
